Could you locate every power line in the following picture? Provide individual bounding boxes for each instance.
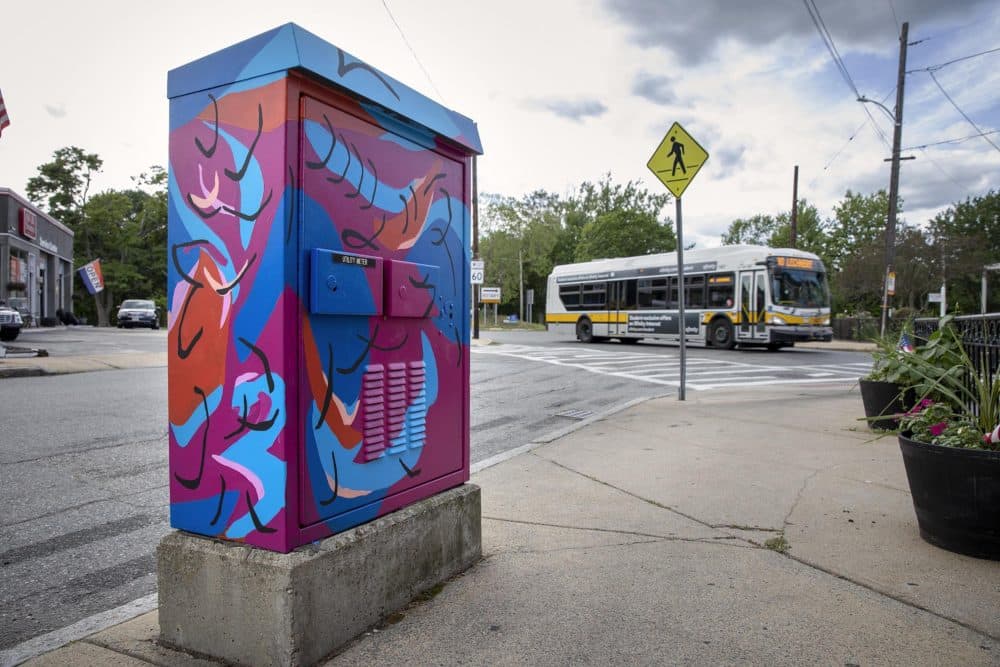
[907,46,1000,73]
[380,0,446,103]
[803,0,860,97]
[902,129,1000,151]
[887,0,900,35]
[927,70,1000,153]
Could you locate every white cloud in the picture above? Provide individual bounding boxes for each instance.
[0,0,997,252]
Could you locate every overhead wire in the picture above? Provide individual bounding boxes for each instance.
[907,46,1000,73]
[380,0,446,104]
[926,70,1000,153]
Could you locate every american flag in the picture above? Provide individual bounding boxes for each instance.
[898,332,915,353]
[0,88,10,137]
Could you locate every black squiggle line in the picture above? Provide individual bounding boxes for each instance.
[171,241,208,288]
[195,94,219,158]
[216,254,257,296]
[368,331,409,352]
[210,475,227,526]
[177,286,204,360]
[430,191,457,293]
[245,491,277,533]
[305,114,336,169]
[342,214,386,251]
[175,386,210,489]
[360,160,377,210]
[422,173,446,196]
[400,460,421,478]
[337,325,408,375]
[327,133,351,184]
[316,342,335,429]
[410,185,419,225]
[286,165,295,243]
[450,321,464,367]
[345,144,364,199]
[186,193,223,219]
[409,273,438,319]
[337,50,401,100]
[225,395,250,439]
[225,104,264,182]
[319,450,340,506]
[223,189,273,222]
[239,336,275,392]
[399,194,410,233]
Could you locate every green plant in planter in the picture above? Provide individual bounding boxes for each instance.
[864,323,927,385]
[897,317,1000,451]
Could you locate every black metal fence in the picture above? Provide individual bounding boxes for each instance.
[914,314,1000,417]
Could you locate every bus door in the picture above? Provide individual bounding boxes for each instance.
[607,281,624,336]
[737,270,768,343]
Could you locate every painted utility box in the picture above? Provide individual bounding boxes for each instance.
[166,24,482,553]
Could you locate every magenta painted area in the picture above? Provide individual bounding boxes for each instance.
[168,30,475,553]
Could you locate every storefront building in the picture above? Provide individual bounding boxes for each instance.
[0,188,75,325]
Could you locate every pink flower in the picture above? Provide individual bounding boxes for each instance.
[929,421,948,437]
[907,398,934,415]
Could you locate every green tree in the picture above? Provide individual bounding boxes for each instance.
[26,147,103,230]
[928,190,1000,313]
[720,213,778,246]
[572,175,675,261]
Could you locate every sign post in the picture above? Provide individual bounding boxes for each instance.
[471,260,484,339]
[647,122,709,401]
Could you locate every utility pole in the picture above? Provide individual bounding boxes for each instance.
[790,165,799,248]
[880,21,909,336]
[518,246,524,322]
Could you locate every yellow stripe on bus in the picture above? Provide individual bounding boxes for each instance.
[545,313,627,324]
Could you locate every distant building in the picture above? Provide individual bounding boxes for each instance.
[0,188,75,325]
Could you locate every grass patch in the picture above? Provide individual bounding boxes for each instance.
[764,535,790,554]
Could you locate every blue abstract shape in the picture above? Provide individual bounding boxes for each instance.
[222,373,288,539]
[170,490,240,536]
[170,385,224,447]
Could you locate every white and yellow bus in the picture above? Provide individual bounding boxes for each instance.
[545,245,832,350]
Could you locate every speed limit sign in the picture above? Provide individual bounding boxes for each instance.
[470,260,484,285]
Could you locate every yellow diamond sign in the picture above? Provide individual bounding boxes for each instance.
[647,122,709,198]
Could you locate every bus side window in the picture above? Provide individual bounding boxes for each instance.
[685,275,706,308]
[708,273,735,309]
[560,285,581,310]
[638,278,666,309]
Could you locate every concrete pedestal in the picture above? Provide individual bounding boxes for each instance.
[157,484,481,666]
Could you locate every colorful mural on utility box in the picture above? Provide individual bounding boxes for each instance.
[166,24,482,553]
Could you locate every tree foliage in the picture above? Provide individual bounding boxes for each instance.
[27,148,167,326]
[478,175,675,318]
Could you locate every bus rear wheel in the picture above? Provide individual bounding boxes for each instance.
[576,317,594,343]
[709,318,735,349]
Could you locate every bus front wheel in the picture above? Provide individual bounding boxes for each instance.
[709,318,735,349]
[576,317,594,343]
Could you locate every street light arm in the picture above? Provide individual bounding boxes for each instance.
[857,96,897,124]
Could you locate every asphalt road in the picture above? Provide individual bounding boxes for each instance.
[0,326,873,650]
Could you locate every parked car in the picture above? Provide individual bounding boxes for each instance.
[117,299,160,329]
[0,302,23,341]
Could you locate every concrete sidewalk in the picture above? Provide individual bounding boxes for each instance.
[13,384,998,666]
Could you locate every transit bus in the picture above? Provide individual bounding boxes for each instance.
[545,245,832,350]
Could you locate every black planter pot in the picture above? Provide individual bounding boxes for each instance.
[898,432,1000,560]
[859,378,906,430]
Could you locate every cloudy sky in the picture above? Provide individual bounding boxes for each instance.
[1,0,998,248]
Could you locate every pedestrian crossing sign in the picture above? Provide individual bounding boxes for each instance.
[647,122,709,198]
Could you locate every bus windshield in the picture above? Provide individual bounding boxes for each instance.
[770,268,829,308]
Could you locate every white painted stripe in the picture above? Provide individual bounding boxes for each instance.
[0,593,158,667]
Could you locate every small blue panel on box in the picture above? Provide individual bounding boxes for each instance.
[310,249,383,316]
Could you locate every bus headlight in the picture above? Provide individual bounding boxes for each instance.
[771,315,786,325]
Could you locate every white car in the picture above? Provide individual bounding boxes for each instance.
[0,303,23,341]
[116,299,160,329]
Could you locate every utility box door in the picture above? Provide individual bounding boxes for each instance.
[297,95,469,532]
